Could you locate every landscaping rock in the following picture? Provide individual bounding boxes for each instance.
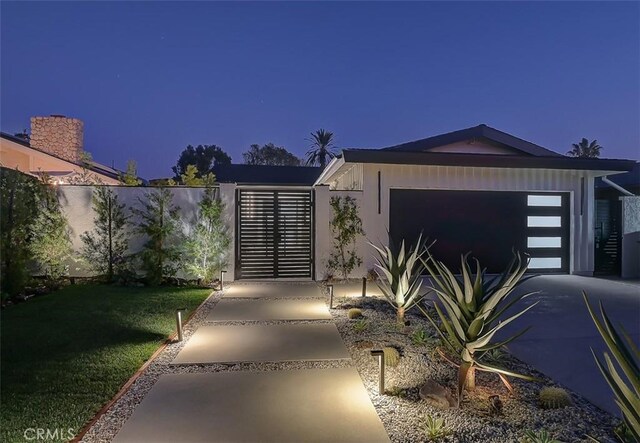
[419,379,455,409]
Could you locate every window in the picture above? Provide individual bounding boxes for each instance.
[529,257,562,269]
[527,216,562,228]
[527,237,562,248]
[527,195,562,207]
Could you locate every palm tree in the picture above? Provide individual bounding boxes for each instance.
[306,129,336,168]
[567,138,602,158]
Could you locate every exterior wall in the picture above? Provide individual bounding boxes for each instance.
[316,164,599,278]
[56,184,236,281]
[620,196,640,279]
[0,137,120,184]
[30,116,84,163]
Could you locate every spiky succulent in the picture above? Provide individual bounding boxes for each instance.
[422,415,450,440]
[419,251,538,406]
[383,346,400,367]
[584,293,640,441]
[521,429,564,443]
[370,233,431,324]
[347,308,363,319]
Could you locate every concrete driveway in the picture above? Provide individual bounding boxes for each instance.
[499,275,639,415]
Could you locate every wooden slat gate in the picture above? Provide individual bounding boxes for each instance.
[236,189,314,279]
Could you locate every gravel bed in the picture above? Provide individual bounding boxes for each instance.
[81,282,621,443]
[328,289,621,443]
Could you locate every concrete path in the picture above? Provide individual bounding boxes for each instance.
[207,298,332,321]
[172,323,350,364]
[223,283,324,299]
[115,282,389,442]
[113,368,389,443]
[498,275,640,415]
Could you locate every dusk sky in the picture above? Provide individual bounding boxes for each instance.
[2,1,638,179]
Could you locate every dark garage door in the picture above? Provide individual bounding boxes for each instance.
[236,189,314,279]
[389,190,569,273]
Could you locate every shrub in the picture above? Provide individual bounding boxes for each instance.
[353,319,369,332]
[347,308,363,319]
[383,346,400,367]
[520,429,564,443]
[0,168,41,295]
[419,251,538,406]
[184,182,231,284]
[80,186,131,282]
[422,415,450,441]
[370,233,430,324]
[411,328,430,346]
[539,387,573,409]
[28,175,73,281]
[327,196,364,280]
[131,188,182,285]
[584,292,640,440]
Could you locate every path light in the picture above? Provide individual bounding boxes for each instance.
[362,277,367,297]
[220,270,227,290]
[328,284,334,309]
[175,308,187,342]
[370,350,385,394]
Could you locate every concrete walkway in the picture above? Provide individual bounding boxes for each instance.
[114,283,389,443]
[499,275,640,415]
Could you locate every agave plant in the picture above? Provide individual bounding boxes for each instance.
[583,292,639,441]
[370,234,431,324]
[419,251,538,406]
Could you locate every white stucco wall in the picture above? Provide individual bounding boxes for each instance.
[56,184,236,280]
[316,164,602,279]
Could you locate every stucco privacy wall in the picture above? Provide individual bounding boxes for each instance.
[56,184,237,280]
[621,196,640,279]
[317,164,599,278]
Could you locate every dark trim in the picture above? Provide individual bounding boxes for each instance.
[581,177,585,216]
[377,170,381,215]
[342,149,635,172]
[382,124,563,157]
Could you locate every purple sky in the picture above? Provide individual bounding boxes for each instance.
[2,1,639,179]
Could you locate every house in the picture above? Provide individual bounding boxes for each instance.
[311,124,636,278]
[0,115,122,184]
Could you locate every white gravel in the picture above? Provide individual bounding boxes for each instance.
[81,282,621,443]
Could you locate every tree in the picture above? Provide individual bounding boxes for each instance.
[131,188,182,285]
[306,129,336,168]
[567,138,602,158]
[0,168,41,295]
[327,196,365,280]
[28,176,73,280]
[242,143,301,166]
[179,164,216,186]
[184,185,231,284]
[172,145,231,179]
[120,160,142,186]
[80,187,131,281]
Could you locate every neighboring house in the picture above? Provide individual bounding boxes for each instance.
[0,115,122,184]
[594,162,640,277]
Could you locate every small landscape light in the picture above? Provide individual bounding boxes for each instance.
[362,277,367,297]
[175,308,187,342]
[328,284,334,309]
[370,349,385,394]
[220,270,227,289]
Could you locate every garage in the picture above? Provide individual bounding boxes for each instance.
[389,189,570,273]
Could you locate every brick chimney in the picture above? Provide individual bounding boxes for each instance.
[30,115,84,163]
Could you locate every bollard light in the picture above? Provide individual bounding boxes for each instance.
[362,277,367,297]
[328,284,334,309]
[175,308,187,342]
[220,270,227,290]
[370,350,385,394]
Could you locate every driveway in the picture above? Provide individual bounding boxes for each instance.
[499,275,640,415]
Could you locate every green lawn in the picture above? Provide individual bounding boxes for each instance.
[1,284,211,442]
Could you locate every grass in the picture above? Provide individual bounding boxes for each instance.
[1,284,211,442]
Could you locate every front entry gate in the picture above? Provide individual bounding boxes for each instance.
[236,189,314,279]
